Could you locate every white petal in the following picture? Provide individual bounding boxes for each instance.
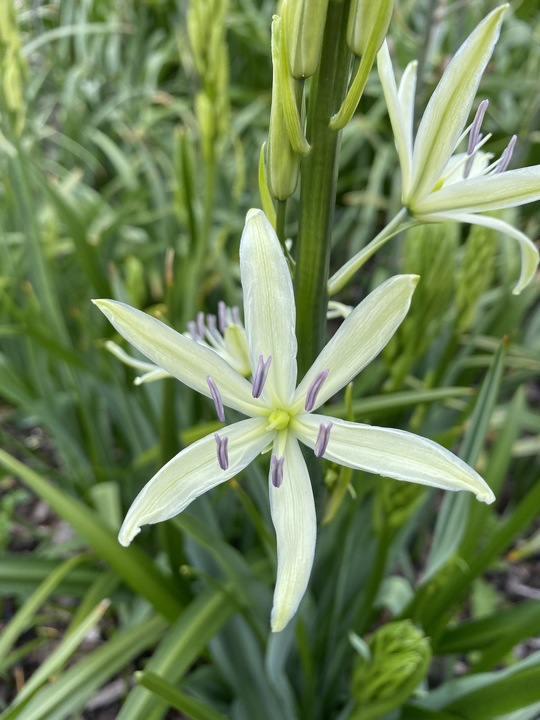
[416,211,539,294]
[295,414,495,504]
[377,41,413,196]
[93,300,262,416]
[240,209,297,406]
[292,275,418,413]
[413,166,540,215]
[118,418,270,546]
[397,59,418,181]
[410,6,506,202]
[269,435,316,632]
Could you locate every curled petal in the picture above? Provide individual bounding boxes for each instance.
[269,435,316,632]
[417,211,539,294]
[240,209,298,406]
[295,414,495,504]
[118,418,269,546]
[292,275,418,412]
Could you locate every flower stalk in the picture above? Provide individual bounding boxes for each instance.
[295,0,352,376]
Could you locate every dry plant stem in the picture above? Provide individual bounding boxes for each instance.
[295,0,352,378]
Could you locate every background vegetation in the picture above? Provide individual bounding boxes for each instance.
[0,0,539,717]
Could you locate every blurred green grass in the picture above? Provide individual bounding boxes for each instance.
[0,0,539,718]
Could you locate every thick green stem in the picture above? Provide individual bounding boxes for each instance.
[294,0,352,377]
[276,200,287,247]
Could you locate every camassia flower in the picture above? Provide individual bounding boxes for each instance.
[377,4,540,294]
[104,301,251,384]
[93,209,494,632]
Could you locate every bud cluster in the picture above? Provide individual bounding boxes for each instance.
[264,0,396,200]
[350,620,431,719]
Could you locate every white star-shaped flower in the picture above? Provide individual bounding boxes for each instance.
[377,4,539,294]
[93,209,494,632]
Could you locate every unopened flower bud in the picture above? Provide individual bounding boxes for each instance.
[267,15,300,200]
[374,478,426,535]
[351,620,431,719]
[284,0,330,79]
[347,0,394,57]
[0,0,27,136]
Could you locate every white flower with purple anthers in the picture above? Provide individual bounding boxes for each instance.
[377,4,540,294]
[104,301,251,384]
[93,209,494,632]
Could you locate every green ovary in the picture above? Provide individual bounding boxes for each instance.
[267,409,291,431]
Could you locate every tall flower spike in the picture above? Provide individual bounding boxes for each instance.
[377,5,540,294]
[94,208,495,633]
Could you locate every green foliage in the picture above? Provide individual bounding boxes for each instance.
[350,620,432,719]
[1,0,539,718]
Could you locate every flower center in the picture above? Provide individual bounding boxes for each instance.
[267,409,291,431]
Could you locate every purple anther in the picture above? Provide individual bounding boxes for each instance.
[197,311,206,339]
[495,134,517,174]
[270,454,285,488]
[252,354,272,398]
[218,301,227,334]
[206,314,222,344]
[467,99,489,155]
[232,306,241,324]
[305,369,330,412]
[187,321,198,340]
[214,433,229,470]
[206,375,225,422]
[314,422,333,458]
[207,314,217,333]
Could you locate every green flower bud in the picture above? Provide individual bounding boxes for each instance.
[0,0,26,136]
[351,620,431,720]
[373,477,426,535]
[347,0,394,57]
[195,91,216,166]
[456,222,497,331]
[330,0,395,129]
[284,0,330,79]
[267,16,300,200]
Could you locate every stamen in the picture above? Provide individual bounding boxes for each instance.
[218,301,227,334]
[467,99,489,155]
[206,314,224,346]
[206,375,225,422]
[305,369,330,412]
[197,311,205,339]
[214,433,229,470]
[187,321,198,341]
[314,422,333,458]
[232,306,241,324]
[464,99,490,178]
[495,134,517,174]
[252,354,272,398]
[270,454,285,488]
